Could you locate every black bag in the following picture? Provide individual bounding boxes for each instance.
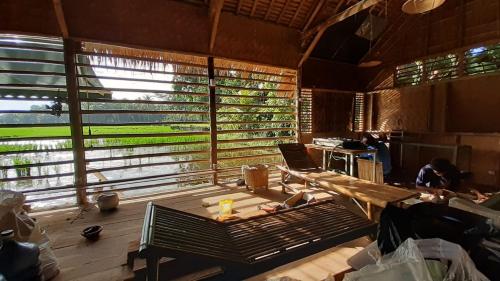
[377,202,488,255]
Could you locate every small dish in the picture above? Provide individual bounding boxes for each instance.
[81,225,103,241]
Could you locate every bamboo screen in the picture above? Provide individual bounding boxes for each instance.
[299,88,312,134]
[353,93,365,132]
[214,58,297,180]
[76,48,213,198]
[0,34,76,208]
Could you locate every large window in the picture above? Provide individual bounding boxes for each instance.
[214,58,297,180]
[395,41,500,87]
[0,34,75,208]
[0,36,299,208]
[76,43,212,199]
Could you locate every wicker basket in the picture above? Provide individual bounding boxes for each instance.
[242,164,269,192]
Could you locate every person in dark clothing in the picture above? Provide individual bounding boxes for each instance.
[416,158,461,191]
[416,158,488,201]
[361,134,392,176]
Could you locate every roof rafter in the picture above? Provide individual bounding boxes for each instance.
[264,0,276,20]
[298,0,384,67]
[236,0,244,14]
[250,0,258,16]
[289,0,306,27]
[302,0,326,32]
[209,0,225,52]
[277,0,291,24]
[52,0,69,38]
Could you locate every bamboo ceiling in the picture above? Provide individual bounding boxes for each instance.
[180,0,393,30]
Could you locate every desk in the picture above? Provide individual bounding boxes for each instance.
[305,144,377,180]
[277,166,419,220]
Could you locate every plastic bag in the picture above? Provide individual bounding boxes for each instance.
[415,238,489,281]
[344,238,434,281]
[343,238,490,281]
[38,235,60,280]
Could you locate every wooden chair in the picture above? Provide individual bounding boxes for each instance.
[357,158,384,184]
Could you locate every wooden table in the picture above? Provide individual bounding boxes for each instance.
[305,144,377,179]
[277,166,419,220]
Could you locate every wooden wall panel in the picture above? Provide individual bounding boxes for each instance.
[0,0,302,68]
[214,12,301,68]
[0,0,61,36]
[370,74,500,187]
[312,91,354,133]
[446,75,500,133]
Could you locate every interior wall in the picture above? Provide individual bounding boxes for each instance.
[371,74,500,187]
[0,0,302,68]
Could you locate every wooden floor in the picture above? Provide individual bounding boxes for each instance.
[33,176,371,281]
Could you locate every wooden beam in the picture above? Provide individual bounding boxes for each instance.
[298,28,325,67]
[63,39,87,205]
[250,0,258,16]
[303,0,383,39]
[207,57,218,184]
[299,0,383,67]
[209,0,224,52]
[302,0,326,32]
[52,0,69,38]
[264,0,276,20]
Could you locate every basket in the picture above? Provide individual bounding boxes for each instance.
[242,164,269,192]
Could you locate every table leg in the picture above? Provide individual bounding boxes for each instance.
[349,154,354,176]
[372,152,377,183]
[366,202,373,220]
[146,255,159,281]
[322,150,327,170]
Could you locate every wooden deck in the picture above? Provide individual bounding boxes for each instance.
[33,176,371,281]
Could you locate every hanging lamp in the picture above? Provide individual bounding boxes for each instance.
[402,0,446,14]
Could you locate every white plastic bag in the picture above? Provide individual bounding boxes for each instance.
[38,234,60,281]
[344,238,434,281]
[414,238,489,281]
[343,238,489,281]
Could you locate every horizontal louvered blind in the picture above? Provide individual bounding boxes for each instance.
[299,88,312,133]
[0,34,76,208]
[465,44,500,76]
[353,93,365,132]
[425,54,459,82]
[76,44,212,198]
[214,58,297,180]
[395,61,424,86]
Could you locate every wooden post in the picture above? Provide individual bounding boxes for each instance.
[295,67,302,143]
[208,57,218,184]
[63,39,87,205]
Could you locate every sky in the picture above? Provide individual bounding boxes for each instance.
[1,59,175,111]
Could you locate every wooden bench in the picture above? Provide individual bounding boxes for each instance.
[277,165,419,220]
[139,200,377,280]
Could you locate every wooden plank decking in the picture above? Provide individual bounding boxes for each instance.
[32,175,371,281]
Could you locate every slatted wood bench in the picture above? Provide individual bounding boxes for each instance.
[139,200,377,280]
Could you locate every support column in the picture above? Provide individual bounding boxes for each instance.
[295,67,302,143]
[208,57,218,184]
[63,39,87,205]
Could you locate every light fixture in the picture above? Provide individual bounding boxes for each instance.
[402,0,446,14]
